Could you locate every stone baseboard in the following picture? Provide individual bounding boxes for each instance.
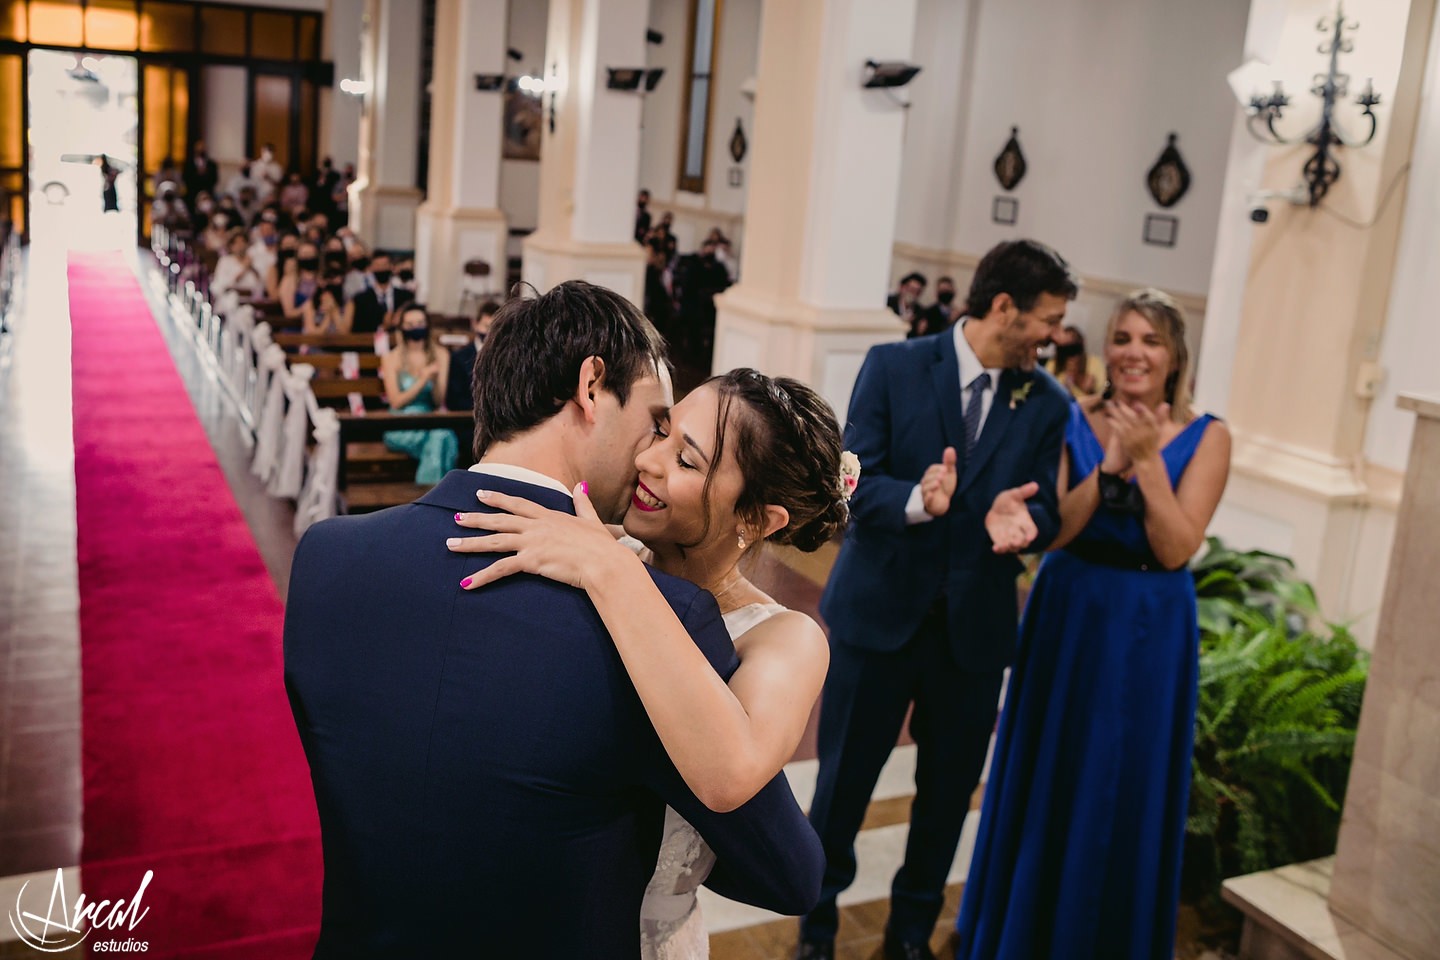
[1221,859,1409,959]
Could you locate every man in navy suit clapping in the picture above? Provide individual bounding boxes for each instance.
[800,241,1078,960]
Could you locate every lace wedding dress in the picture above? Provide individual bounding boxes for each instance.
[638,601,789,960]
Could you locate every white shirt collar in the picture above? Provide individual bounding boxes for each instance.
[468,462,572,497]
[953,319,1003,391]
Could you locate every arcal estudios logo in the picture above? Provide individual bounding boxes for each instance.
[8,868,153,953]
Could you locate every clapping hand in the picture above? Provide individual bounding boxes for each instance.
[449,484,626,591]
[921,447,959,517]
[985,482,1040,553]
[1106,401,1169,465]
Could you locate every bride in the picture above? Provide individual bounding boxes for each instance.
[450,367,847,958]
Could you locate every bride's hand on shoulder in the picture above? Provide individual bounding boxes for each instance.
[449,484,638,591]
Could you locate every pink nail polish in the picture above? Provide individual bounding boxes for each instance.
[454,513,464,522]
[460,577,473,589]
[580,481,589,496]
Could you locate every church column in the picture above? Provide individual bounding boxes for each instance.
[415,0,510,314]
[350,0,425,253]
[521,0,649,304]
[711,0,918,422]
[1196,0,1437,640]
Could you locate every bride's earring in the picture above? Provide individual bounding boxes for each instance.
[737,531,747,549]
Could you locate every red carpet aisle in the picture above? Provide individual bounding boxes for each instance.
[68,252,321,957]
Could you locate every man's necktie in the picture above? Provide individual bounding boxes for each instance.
[963,371,991,457]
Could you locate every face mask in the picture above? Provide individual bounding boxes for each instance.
[937,290,955,305]
[297,258,319,272]
[351,256,370,272]
[278,249,295,264]
[402,326,429,342]
[264,235,278,247]
[372,269,393,285]
[397,269,414,283]
[325,254,347,271]
[1056,342,1085,363]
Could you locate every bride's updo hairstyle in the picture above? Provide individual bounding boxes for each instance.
[692,368,849,553]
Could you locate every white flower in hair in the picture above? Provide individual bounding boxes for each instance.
[838,451,861,500]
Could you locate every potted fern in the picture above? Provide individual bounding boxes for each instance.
[1182,540,1368,929]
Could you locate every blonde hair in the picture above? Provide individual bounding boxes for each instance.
[1105,288,1192,422]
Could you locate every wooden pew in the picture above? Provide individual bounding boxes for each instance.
[273,332,377,351]
[297,352,384,376]
[335,411,476,513]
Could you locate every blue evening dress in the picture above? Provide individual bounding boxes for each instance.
[383,371,458,485]
[954,402,1215,959]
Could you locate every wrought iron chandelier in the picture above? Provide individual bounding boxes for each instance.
[1245,3,1382,207]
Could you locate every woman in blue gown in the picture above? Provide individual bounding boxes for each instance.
[380,304,458,485]
[955,288,1232,959]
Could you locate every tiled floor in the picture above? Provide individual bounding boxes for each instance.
[0,230,956,958]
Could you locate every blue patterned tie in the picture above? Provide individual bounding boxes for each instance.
[963,371,991,457]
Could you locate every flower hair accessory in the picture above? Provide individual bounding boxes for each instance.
[838,451,861,501]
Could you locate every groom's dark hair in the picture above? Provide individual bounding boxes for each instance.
[471,281,670,458]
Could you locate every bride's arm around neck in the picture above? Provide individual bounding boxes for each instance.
[585,554,828,812]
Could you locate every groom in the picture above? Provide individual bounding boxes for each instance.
[285,281,822,958]
[799,240,1078,959]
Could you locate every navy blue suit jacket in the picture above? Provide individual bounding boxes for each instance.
[819,331,1068,670]
[284,470,823,958]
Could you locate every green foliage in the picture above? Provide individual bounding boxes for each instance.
[1184,538,1368,903]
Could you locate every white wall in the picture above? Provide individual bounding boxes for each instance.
[702,0,759,216]
[893,0,978,253]
[639,0,690,201]
[639,0,758,218]
[940,0,1250,297]
[1365,0,1440,474]
[499,0,550,233]
[322,0,364,170]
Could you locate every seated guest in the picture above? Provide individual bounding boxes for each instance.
[888,271,927,335]
[200,210,231,254]
[279,170,309,211]
[248,217,278,280]
[379,304,457,485]
[394,256,418,296]
[1047,324,1105,399]
[232,184,260,229]
[278,241,322,322]
[265,233,299,302]
[918,275,961,335]
[445,300,498,413]
[301,283,350,336]
[211,230,264,301]
[152,157,181,198]
[346,253,413,334]
[321,237,349,295]
[341,245,371,302]
[225,162,258,204]
[332,163,356,225]
[151,185,189,231]
[191,191,216,232]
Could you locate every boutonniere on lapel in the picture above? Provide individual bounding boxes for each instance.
[1008,379,1034,411]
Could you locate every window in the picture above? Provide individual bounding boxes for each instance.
[676,0,720,195]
